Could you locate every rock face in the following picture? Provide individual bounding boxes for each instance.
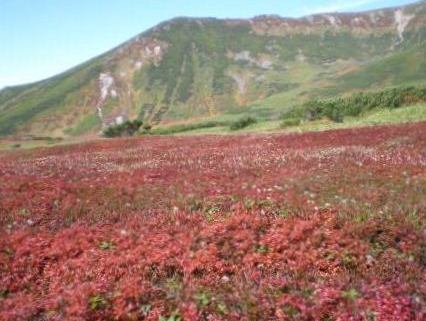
[1,1,426,137]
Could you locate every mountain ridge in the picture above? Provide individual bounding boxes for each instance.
[1,0,426,137]
[2,0,424,90]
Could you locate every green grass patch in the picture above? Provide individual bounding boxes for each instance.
[65,114,101,136]
[150,120,230,135]
[175,103,426,135]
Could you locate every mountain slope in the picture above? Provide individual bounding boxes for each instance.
[1,1,426,137]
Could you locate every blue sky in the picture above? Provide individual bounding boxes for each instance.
[0,0,418,89]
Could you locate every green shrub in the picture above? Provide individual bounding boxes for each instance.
[295,86,426,123]
[230,116,257,130]
[142,123,152,131]
[103,119,143,138]
[328,108,344,123]
[140,123,152,134]
[280,118,301,128]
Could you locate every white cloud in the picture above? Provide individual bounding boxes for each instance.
[302,0,381,15]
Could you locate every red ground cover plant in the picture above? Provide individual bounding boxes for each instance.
[0,122,425,320]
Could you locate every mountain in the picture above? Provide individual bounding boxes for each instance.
[1,1,426,137]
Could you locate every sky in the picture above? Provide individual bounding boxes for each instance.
[0,0,419,89]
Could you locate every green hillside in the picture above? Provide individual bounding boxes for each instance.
[1,1,426,137]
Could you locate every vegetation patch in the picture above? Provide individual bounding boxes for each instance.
[283,85,426,124]
[151,120,229,135]
[230,116,257,130]
[103,119,143,138]
[0,123,425,320]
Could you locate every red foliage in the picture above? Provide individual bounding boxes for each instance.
[0,122,425,320]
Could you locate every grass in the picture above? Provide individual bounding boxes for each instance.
[0,60,102,136]
[336,42,426,92]
[0,135,98,151]
[150,120,231,135]
[345,103,426,125]
[167,103,426,135]
[1,104,424,148]
[65,114,101,136]
[0,139,57,151]
[282,103,426,133]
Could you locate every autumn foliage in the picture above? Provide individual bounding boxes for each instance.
[1,122,425,320]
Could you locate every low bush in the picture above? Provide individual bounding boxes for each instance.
[280,118,301,128]
[103,120,143,138]
[230,116,257,130]
[293,86,426,123]
[142,123,152,131]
